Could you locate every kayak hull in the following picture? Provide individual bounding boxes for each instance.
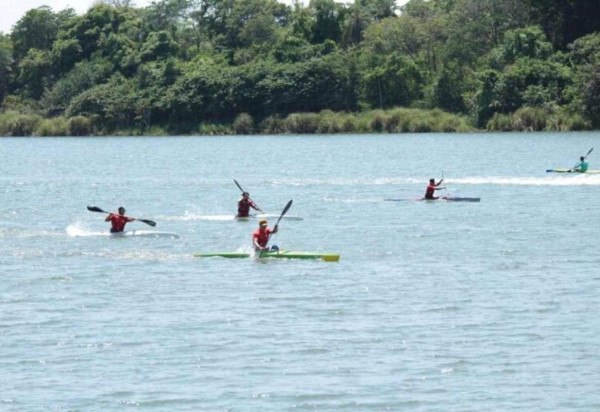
[385,197,480,202]
[68,229,179,238]
[236,214,303,221]
[194,251,340,262]
[546,169,600,174]
[110,230,180,238]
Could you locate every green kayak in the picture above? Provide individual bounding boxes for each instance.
[194,250,340,262]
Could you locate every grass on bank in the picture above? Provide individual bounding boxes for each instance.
[1,106,591,136]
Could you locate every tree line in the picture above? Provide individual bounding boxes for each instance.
[1,0,600,135]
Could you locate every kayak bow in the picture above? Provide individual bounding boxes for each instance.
[194,250,340,262]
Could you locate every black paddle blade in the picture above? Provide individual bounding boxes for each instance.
[234,179,244,193]
[138,219,157,227]
[87,205,106,213]
[276,200,293,225]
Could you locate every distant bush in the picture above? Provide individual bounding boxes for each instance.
[233,113,254,134]
[68,115,93,136]
[487,113,514,131]
[198,122,232,135]
[316,110,344,133]
[487,106,592,132]
[259,116,286,134]
[283,113,320,134]
[142,125,168,136]
[0,111,42,136]
[37,117,69,136]
[511,107,548,131]
[370,110,387,132]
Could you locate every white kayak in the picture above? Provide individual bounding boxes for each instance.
[236,213,304,221]
[68,229,179,238]
[109,230,179,238]
[385,197,481,202]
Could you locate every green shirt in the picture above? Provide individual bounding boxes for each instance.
[577,160,589,172]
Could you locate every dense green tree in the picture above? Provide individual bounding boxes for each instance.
[488,26,553,68]
[493,58,571,112]
[568,33,600,128]
[43,59,112,113]
[580,67,600,128]
[259,52,358,115]
[526,0,600,50]
[144,0,192,33]
[310,0,344,44]
[67,74,138,129]
[568,32,600,66]
[361,52,424,109]
[17,48,53,99]
[3,0,600,133]
[470,70,500,127]
[140,30,179,61]
[11,7,75,60]
[289,0,313,41]
[440,0,532,65]
[165,58,234,122]
[430,64,468,113]
[0,34,13,103]
[58,4,130,60]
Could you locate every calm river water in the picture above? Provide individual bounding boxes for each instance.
[1,133,599,410]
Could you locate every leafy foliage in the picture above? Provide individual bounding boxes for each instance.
[2,0,600,134]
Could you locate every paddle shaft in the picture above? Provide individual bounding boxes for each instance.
[569,147,594,171]
[260,199,293,257]
[234,179,263,212]
[87,206,156,227]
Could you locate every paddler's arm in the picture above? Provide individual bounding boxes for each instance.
[250,200,263,213]
[271,224,278,234]
[105,214,113,222]
[253,236,266,250]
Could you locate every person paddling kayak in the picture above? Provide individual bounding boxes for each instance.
[252,219,278,251]
[105,206,135,233]
[424,178,445,200]
[237,192,262,217]
[571,156,589,173]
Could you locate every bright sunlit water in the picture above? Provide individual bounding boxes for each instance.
[1,133,599,410]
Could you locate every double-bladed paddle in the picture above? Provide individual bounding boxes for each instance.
[86,205,156,227]
[260,199,293,257]
[234,179,263,212]
[567,147,594,172]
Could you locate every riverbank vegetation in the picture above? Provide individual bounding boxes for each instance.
[1,0,599,136]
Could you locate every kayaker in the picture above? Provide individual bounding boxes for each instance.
[105,206,135,233]
[572,156,589,172]
[424,178,445,200]
[237,192,261,217]
[252,219,278,251]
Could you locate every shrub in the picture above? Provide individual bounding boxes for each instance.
[0,111,41,136]
[68,115,93,136]
[283,113,320,134]
[37,117,69,136]
[198,123,232,135]
[512,107,548,131]
[233,113,254,134]
[259,116,286,134]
